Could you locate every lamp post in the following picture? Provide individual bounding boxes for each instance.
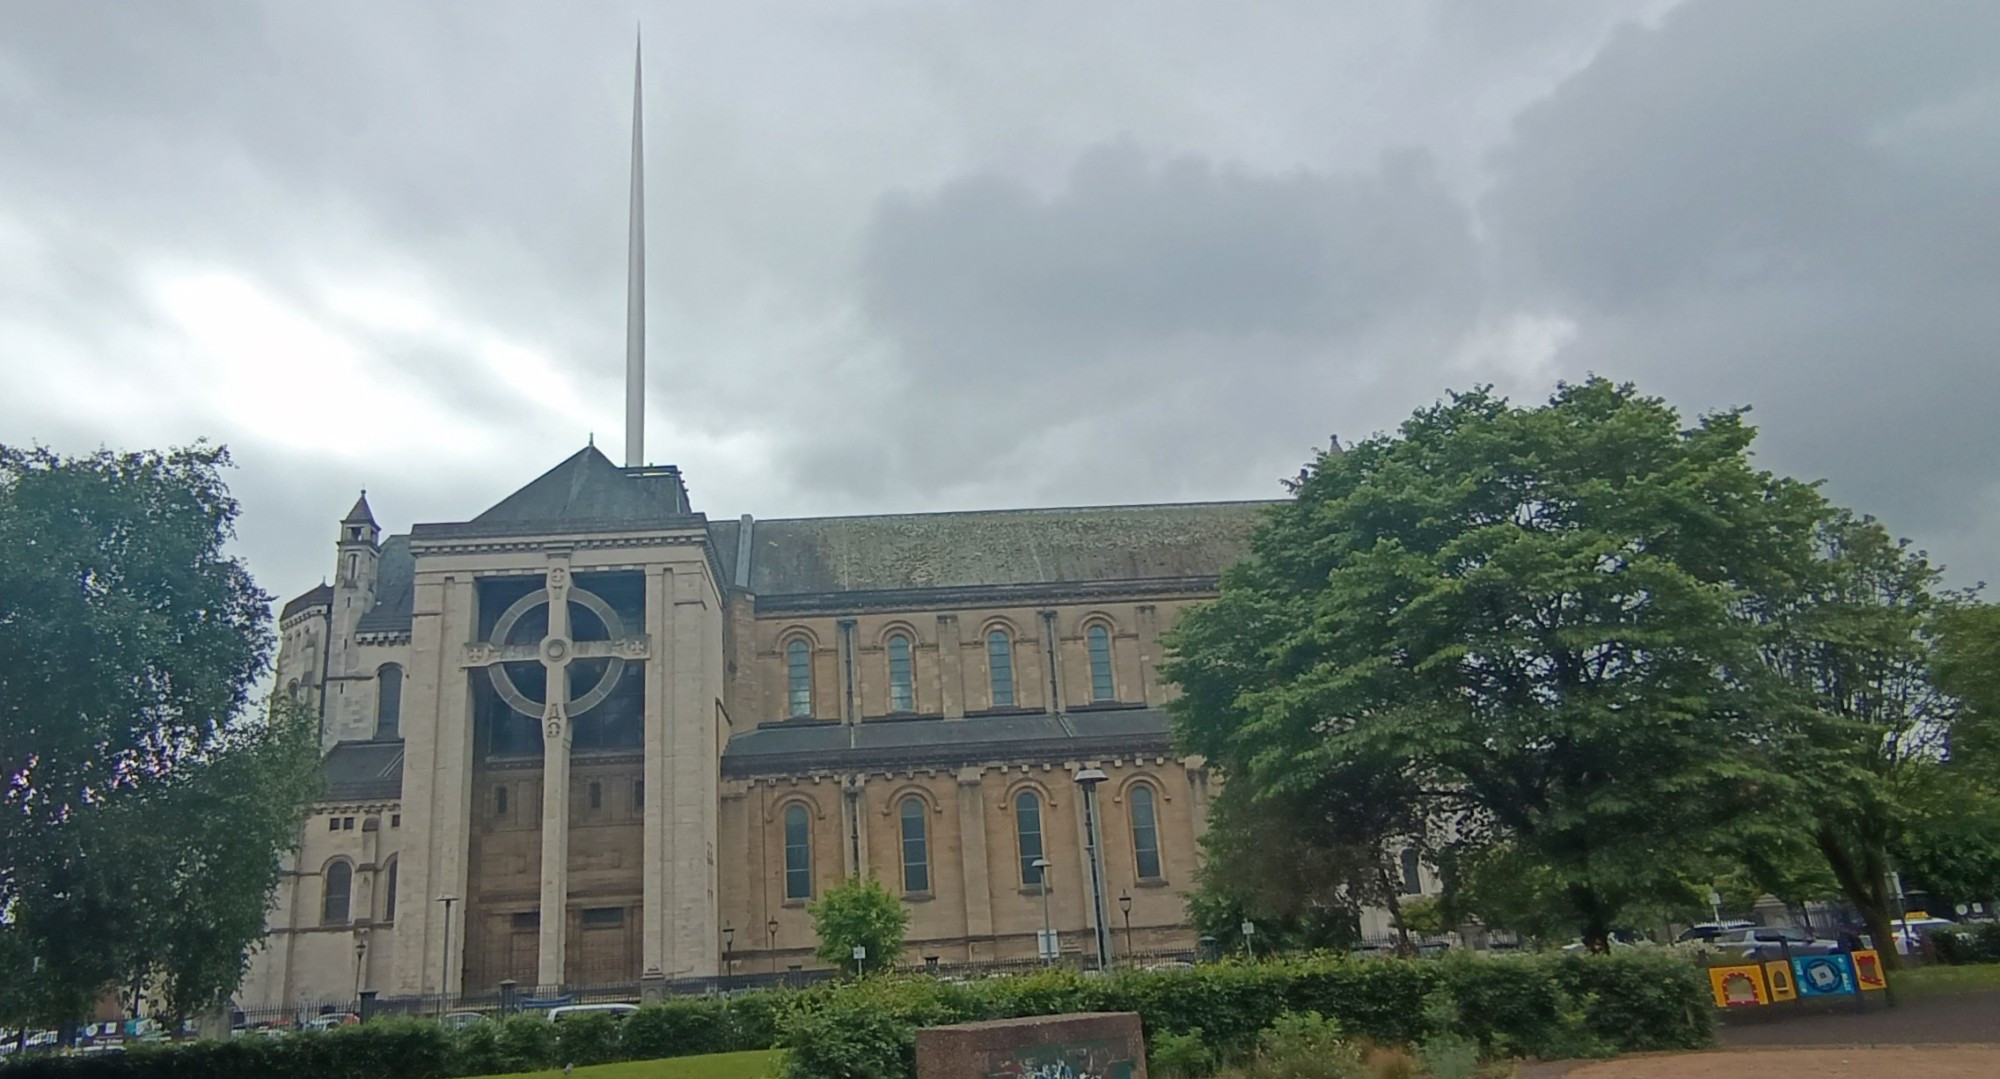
[352,931,369,1005]
[766,919,779,976]
[1074,767,1114,971]
[1032,857,1055,963]
[1118,892,1134,960]
[1240,919,1256,961]
[723,924,735,980]
[435,894,459,1013]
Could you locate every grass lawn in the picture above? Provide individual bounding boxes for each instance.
[479,1049,786,1079]
[1892,963,2000,999]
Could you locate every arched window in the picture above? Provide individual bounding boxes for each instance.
[383,858,398,923]
[784,804,813,900]
[887,633,915,712]
[987,630,1015,708]
[375,664,403,739]
[899,797,929,894]
[786,639,813,718]
[321,861,352,926]
[287,678,301,699]
[1016,792,1045,886]
[1400,848,1423,895]
[1087,625,1114,702]
[1129,784,1162,881]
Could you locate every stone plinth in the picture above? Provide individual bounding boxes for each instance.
[915,1011,1147,1079]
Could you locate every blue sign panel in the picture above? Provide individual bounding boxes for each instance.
[1791,954,1856,997]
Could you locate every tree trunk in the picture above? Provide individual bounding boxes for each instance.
[1570,883,1611,953]
[1816,825,1902,970]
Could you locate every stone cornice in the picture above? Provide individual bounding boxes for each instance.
[720,728,1175,780]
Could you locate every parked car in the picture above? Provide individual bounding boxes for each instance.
[301,1013,360,1032]
[546,1003,639,1022]
[440,1011,490,1031]
[1674,920,1755,944]
[1891,915,1957,954]
[1708,926,1839,960]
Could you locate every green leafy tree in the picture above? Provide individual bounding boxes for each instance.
[1757,513,1964,965]
[1166,381,1827,950]
[0,444,309,1028]
[808,876,909,976]
[1896,603,2000,910]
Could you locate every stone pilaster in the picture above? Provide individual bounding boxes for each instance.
[641,566,670,979]
[667,566,721,978]
[392,572,476,998]
[938,614,964,719]
[955,767,993,956]
[1135,605,1160,706]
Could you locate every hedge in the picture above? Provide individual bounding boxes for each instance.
[1,952,1709,1079]
[1930,922,2000,965]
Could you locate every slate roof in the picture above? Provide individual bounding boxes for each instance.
[321,740,404,801]
[710,501,1271,601]
[343,492,377,526]
[354,535,414,636]
[720,707,1176,777]
[280,582,334,623]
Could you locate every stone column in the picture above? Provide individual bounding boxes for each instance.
[666,567,721,978]
[394,572,477,999]
[641,566,670,980]
[937,615,964,719]
[955,767,993,957]
[536,557,574,991]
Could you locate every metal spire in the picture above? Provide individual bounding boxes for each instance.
[624,29,646,469]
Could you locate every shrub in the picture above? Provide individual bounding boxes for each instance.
[1416,1035,1478,1079]
[1150,1028,1217,1079]
[1931,922,2000,965]
[1244,1011,1362,1079]
[553,1013,621,1068]
[493,1013,559,1072]
[776,992,915,1079]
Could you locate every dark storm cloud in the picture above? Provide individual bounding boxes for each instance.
[835,143,1482,502]
[1482,0,2000,580]
[2,0,1995,608]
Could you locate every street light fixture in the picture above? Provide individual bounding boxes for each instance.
[1032,857,1055,963]
[435,895,459,1013]
[352,932,369,1004]
[1073,767,1114,971]
[766,918,779,975]
[723,924,735,979]
[1118,892,1134,960]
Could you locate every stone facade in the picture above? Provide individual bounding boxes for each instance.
[241,446,1277,1006]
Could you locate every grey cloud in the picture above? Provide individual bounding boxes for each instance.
[832,142,1482,502]
[1481,0,2000,580]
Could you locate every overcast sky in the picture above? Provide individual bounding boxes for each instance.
[3,0,1996,609]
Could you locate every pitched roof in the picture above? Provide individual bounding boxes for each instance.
[355,535,414,636]
[721,707,1176,777]
[720,501,1271,599]
[469,445,691,527]
[321,740,404,801]
[342,492,377,526]
[279,583,333,623]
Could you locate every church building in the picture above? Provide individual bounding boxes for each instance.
[240,462,1267,1006]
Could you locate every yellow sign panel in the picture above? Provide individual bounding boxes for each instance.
[1708,964,1769,1007]
[1763,960,1797,1002]
[1852,949,1888,991]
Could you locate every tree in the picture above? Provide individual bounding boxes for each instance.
[808,876,909,976]
[1895,603,2000,911]
[1754,513,1979,966]
[0,444,308,1028]
[1166,380,1827,950]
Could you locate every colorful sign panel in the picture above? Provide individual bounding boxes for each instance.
[1708,964,1769,1007]
[1852,949,1888,991]
[1791,953,1856,997]
[1763,960,1798,1003]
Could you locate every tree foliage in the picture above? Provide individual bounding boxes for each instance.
[1167,381,1828,949]
[0,444,316,1027]
[808,876,910,976]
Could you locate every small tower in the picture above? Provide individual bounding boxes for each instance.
[325,492,382,747]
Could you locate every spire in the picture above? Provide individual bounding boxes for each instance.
[624,28,647,469]
[342,490,377,526]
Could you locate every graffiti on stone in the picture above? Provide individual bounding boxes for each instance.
[981,1037,1138,1079]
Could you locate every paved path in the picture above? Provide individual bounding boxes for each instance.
[1521,990,2000,1077]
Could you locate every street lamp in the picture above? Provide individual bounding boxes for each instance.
[435,894,459,1013]
[1032,857,1055,963]
[1074,767,1114,971]
[1118,892,1134,960]
[723,924,735,979]
[766,919,779,975]
[1240,919,1256,961]
[352,931,369,1004]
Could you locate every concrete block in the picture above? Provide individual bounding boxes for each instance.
[915,1011,1146,1079]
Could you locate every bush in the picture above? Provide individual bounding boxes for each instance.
[1416,1035,1478,1079]
[776,993,915,1079]
[1931,922,2000,965]
[1243,1011,1361,1079]
[1150,1028,1217,1079]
